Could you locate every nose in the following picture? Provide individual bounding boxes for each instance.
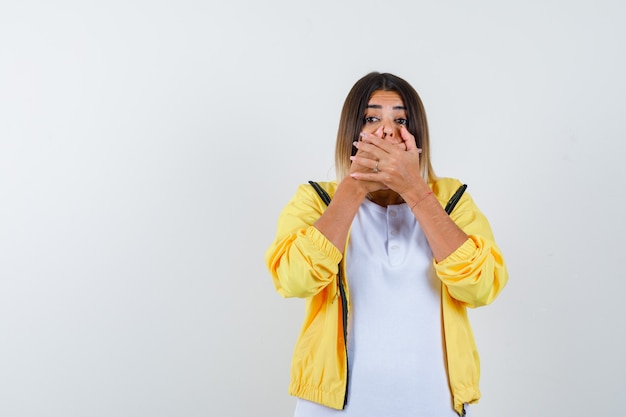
[382,124,396,139]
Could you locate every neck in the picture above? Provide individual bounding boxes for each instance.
[366,190,405,207]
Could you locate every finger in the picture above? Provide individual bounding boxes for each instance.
[353,139,384,159]
[350,154,379,171]
[352,142,376,159]
[346,165,387,190]
[400,125,418,151]
[358,132,395,154]
[349,171,382,182]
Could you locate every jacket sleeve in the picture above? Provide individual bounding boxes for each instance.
[264,184,343,299]
[433,181,508,308]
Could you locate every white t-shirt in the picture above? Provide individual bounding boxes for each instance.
[294,199,468,417]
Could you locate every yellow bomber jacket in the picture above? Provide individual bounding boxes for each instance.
[264,177,508,415]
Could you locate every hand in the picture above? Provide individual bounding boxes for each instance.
[349,125,424,195]
[348,137,387,194]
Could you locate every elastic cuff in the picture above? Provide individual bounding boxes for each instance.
[305,226,343,265]
[438,237,478,265]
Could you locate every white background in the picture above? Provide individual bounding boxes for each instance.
[1,1,624,416]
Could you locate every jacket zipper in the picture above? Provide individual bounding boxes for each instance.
[337,267,349,408]
[307,182,350,408]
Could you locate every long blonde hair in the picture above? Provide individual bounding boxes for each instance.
[335,72,436,182]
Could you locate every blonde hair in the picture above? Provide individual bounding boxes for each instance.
[335,72,436,182]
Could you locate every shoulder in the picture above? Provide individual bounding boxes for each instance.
[296,180,339,199]
[430,177,465,200]
[283,180,339,216]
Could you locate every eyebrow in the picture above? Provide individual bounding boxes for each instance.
[366,104,407,110]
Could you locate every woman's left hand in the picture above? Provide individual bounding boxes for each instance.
[349,125,424,195]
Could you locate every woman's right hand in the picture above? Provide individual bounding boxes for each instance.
[348,138,388,194]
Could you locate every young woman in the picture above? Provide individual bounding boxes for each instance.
[265,72,508,416]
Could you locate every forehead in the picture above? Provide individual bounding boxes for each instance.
[367,90,405,109]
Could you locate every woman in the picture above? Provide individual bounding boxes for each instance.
[265,72,508,416]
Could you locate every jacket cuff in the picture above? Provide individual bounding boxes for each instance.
[305,226,343,265]
[438,237,478,266]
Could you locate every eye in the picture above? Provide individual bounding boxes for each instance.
[395,118,408,126]
[364,116,379,124]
